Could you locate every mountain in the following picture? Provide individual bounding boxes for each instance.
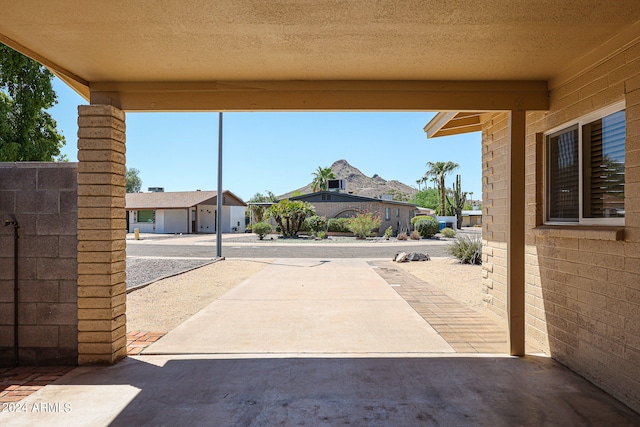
[279,159,417,201]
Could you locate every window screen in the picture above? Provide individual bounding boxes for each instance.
[547,125,579,221]
[582,110,625,219]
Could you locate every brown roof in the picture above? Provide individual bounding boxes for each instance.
[126,191,246,210]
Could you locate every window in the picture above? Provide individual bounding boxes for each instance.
[137,210,155,223]
[385,207,390,220]
[396,208,400,217]
[545,103,625,225]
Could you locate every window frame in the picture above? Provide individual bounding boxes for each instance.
[544,101,625,226]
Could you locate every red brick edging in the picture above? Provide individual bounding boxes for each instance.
[0,331,166,403]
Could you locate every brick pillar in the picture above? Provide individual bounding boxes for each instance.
[77,105,127,365]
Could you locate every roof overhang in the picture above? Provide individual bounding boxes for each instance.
[2,2,639,112]
[424,112,497,138]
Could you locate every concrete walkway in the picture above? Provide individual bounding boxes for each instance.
[145,258,453,355]
[1,258,638,426]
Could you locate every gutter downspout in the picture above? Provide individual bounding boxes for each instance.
[4,218,19,366]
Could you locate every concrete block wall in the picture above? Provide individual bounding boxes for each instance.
[481,40,640,412]
[0,162,78,366]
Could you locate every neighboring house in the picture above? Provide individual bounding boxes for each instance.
[461,210,482,227]
[415,207,436,216]
[126,190,246,234]
[254,191,417,236]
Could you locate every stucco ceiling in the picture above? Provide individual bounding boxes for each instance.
[1,1,638,110]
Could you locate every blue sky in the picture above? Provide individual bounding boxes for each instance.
[50,78,482,202]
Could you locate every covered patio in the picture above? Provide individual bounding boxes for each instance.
[1,0,639,416]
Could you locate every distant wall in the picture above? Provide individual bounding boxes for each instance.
[0,162,78,366]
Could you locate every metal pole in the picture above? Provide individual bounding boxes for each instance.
[4,219,19,366]
[216,112,223,258]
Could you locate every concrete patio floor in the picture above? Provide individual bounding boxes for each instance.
[1,258,638,426]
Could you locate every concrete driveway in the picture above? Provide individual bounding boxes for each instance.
[1,258,638,426]
[145,258,453,355]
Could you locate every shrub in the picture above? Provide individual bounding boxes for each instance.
[327,217,351,233]
[415,216,440,238]
[267,199,315,237]
[441,227,456,238]
[447,234,482,265]
[384,226,393,239]
[347,213,381,239]
[252,222,272,240]
[397,232,408,240]
[411,215,435,226]
[316,230,327,239]
[410,230,421,240]
[305,215,327,236]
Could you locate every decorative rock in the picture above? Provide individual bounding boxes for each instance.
[407,252,430,262]
[394,252,409,262]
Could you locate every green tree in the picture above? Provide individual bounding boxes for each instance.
[0,44,65,161]
[424,161,459,216]
[267,199,315,237]
[412,187,440,209]
[126,167,142,193]
[247,191,278,223]
[311,166,336,192]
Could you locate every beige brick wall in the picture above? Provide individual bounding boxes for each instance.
[77,105,127,365]
[482,40,640,411]
[481,113,509,325]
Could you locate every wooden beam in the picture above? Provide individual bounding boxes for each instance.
[89,80,549,112]
[507,110,526,356]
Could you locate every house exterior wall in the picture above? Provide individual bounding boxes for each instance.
[161,209,188,234]
[309,201,414,235]
[228,206,246,232]
[482,41,640,412]
[197,204,216,233]
[0,162,78,366]
[128,210,155,233]
[154,210,165,233]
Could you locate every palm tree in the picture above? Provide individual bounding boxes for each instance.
[424,161,459,215]
[311,166,336,192]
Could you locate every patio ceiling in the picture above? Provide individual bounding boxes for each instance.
[1,1,639,111]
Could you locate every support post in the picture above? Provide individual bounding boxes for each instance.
[507,110,526,356]
[216,112,223,258]
[77,105,127,365]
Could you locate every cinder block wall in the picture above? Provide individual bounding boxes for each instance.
[482,41,640,412]
[0,162,78,366]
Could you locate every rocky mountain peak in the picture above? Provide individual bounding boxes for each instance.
[279,159,416,200]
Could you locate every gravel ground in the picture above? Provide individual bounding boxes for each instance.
[126,258,216,289]
[126,259,270,332]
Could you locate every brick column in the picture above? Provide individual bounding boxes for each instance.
[77,105,127,365]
